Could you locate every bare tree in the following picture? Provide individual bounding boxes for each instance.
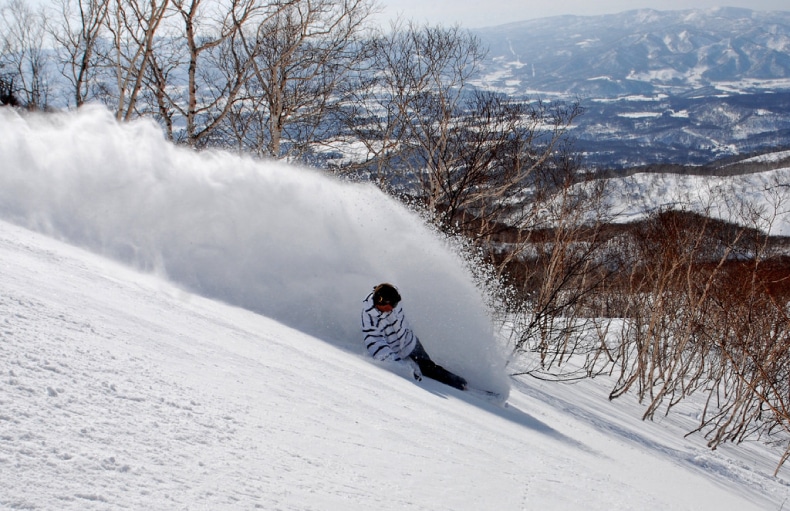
[0,0,51,109]
[159,0,264,146]
[339,22,486,186]
[103,0,171,120]
[340,23,582,239]
[47,0,110,107]
[99,0,270,145]
[144,23,185,139]
[496,149,614,379]
[230,0,375,158]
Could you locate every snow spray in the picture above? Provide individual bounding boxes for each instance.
[0,106,509,396]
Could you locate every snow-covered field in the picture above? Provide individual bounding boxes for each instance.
[2,107,790,509]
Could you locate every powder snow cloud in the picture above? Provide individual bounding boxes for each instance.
[0,106,509,396]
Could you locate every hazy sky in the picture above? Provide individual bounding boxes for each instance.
[375,1,789,28]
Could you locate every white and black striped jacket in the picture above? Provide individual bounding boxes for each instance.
[361,293,418,361]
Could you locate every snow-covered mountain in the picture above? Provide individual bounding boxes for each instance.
[474,8,790,167]
[475,7,790,97]
[1,106,789,509]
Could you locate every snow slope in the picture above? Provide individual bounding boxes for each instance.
[1,106,790,509]
[2,218,789,510]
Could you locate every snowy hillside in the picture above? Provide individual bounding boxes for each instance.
[1,107,790,509]
[2,199,789,510]
[602,166,790,236]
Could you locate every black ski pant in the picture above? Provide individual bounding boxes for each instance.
[408,340,467,391]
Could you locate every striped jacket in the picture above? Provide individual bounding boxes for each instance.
[361,293,418,361]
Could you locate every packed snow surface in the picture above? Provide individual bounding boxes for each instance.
[1,106,789,509]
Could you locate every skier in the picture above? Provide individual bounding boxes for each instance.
[361,283,467,390]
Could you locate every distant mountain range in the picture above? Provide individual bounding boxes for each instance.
[473,7,790,168]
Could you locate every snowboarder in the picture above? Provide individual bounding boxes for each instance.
[361,283,467,390]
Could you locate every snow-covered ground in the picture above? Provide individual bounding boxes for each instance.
[2,107,790,509]
[3,218,789,510]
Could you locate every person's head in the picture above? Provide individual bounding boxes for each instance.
[372,283,401,312]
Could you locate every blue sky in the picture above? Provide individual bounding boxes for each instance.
[375,1,789,28]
